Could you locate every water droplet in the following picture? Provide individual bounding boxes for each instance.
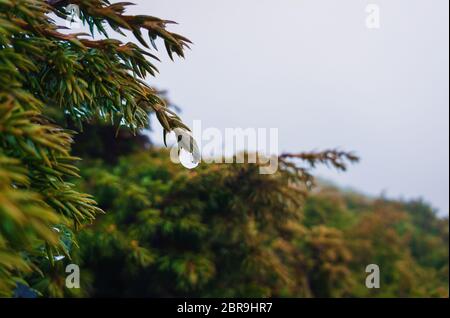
[179,148,199,170]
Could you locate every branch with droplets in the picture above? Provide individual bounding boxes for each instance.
[40,0,195,142]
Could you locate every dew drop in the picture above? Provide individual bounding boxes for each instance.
[178,148,199,170]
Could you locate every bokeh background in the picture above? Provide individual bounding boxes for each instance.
[124,0,449,216]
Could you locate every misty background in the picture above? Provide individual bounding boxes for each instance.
[123,0,449,215]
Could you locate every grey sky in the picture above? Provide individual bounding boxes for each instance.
[126,0,449,215]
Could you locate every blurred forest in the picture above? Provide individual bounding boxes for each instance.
[33,125,448,298]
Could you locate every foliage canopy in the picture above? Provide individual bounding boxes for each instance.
[1,1,447,298]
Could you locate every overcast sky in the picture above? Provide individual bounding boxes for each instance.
[125,0,449,215]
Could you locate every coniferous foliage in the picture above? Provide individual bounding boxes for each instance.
[70,141,448,298]
[1,1,447,299]
[0,0,191,296]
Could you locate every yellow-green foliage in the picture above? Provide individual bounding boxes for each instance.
[71,149,448,298]
[2,1,447,299]
[0,0,191,296]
